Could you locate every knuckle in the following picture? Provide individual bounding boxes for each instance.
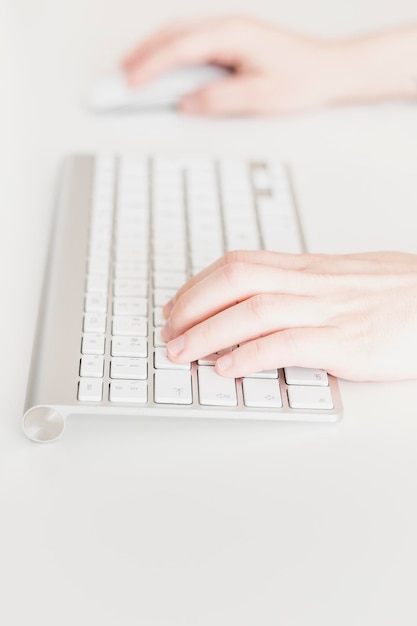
[279,329,302,363]
[250,338,264,361]
[242,338,265,370]
[248,293,271,324]
[222,260,247,289]
[199,319,215,345]
[227,14,251,30]
[171,294,189,326]
[223,250,245,266]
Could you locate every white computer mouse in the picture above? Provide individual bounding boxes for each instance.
[86,65,230,112]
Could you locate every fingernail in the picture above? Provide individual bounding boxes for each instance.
[167,335,185,357]
[217,355,233,372]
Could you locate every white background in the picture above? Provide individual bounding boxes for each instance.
[1,1,417,624]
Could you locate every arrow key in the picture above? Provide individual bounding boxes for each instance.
[242,378,282,408]
[198,366,237,407]
[154,370,192,404]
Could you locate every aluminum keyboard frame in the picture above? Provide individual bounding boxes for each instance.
[22,155,343,442]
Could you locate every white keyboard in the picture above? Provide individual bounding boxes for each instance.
[22,155,342,442]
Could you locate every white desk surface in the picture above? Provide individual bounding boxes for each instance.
[1,1,417,624]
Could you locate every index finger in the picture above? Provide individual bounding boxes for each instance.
[162,261,320,342]
[122,18,210,73]
[123,19,246,86]
[162,250,312,318]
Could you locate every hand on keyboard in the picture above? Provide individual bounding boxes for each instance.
[162,249,417,382]
[23,154,343,442]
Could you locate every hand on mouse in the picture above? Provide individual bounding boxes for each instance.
[122,16,417,116]
[160,249,417,381]
[122,15,341,115]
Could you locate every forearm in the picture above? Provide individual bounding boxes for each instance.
[327,24,417,105]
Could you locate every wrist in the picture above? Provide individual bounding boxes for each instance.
[320,29,417,106]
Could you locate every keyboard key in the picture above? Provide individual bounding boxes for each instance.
[242,378,282,408]
[82,334,105,355]
[113,297,147,316]
[197,348,233,366]
[90,217,113,235]
[80,355,104,378]
[113,262,148,279]
[153,255,187,272]
[109,380,148,403]
[91,195,113,213]
[154,347,190,370]
[244,369,278,379]
[114,236,148,252]
[93,192,114,209]
[153,289,176,307]
[89,239,111,258]
[226,232,260,251]
[110,357,147,380]
[154,328,166,347]
[261,220,303,254]
[198,366,237,406]
[83,313,106,333]
[252,165,271,191]
[154,370,192,404]
[115,225,147,241]
[78,378,103,402]
[153,307,165,327]
[113,279,147,297]
[119,154,148,174]
[287,386,334,410]
[85,293,108,313]
[117,198,148,213]
[88,257,110,275]
[95,154,116,173]
[86,273,109,294]
[190,251,222,270]
[114,248,148,263]
[111,336,147,358]
[284,367,328,386]
[153,271,187,289]
[112,315,147,336]
[153,241,186,258]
